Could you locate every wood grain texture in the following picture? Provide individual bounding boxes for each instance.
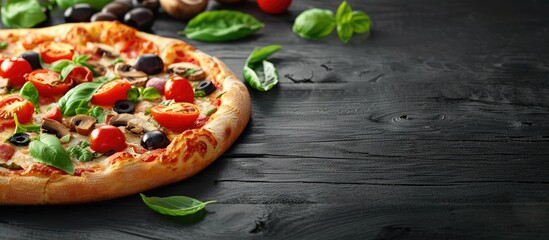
[2,0,549,239]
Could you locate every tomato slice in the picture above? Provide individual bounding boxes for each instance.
[66,66,93,85]
[26,69,74,97]
[0,95,35,128]
[43,105,62,123]
[90,125,127,153]
[164,76,195,103]
[0,57,33,88]
[91,79,132,106]
[151,102,200,132]
[120,38,159,59]
[39,41,75,64]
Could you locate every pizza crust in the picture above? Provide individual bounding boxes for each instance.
[0,22,251,204]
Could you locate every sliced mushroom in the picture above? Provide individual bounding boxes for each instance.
[167,62,205,81]
[93,43,119,58]
[42,118,71,140]
[114,63,148,86]
[90,62,107,76]
[70,115,97,136]
[109,113,157,134]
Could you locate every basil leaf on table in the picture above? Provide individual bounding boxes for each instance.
[55,0,112,10]
[351,11,371,34]
[140,194,216,216]
[292,9,336,39]
[29,134,74,175]
[1,0,47,29]
[337,23,354,44]
[179,10,264,42]
[58,82,103,116]
[336,1,353,26]
[243,45,282,91]
[20,81,40,110]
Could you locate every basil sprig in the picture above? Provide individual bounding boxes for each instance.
[243,45,282,91]
[29,134,74,175]
[67,141,93,162]
[75,106,105,122]
[140,194,216,216]
[50,55,97,80]
[179,10,264,42]
[58,82,103,116]
[127,87,161,102]
[1,0,47,29]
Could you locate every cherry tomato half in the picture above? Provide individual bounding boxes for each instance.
[0,95,34,128]
[90,125,127,153]
[257,0,292,14]
[151,102,200,132]
[43,105,62,123]
[39,41,75,64]
[0,57,32,88]
[164,76,194,103]
[91,79,132,106]
[66,66,93,85]
[26,69,74,97]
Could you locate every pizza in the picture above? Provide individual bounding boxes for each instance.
[0,22,251,204]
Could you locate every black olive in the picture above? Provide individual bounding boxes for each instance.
[64,4,97,23]
[131,0,159,13]
[9,133,31,147]
[140,130,170,150]
[124,7,154,30]
[91,12,118,22]
[113,100,136,114]
[102,2,131,20]
[114,0,133,6]
[134,54,164,75]
[19,52,41,70]
[196,80,216,96]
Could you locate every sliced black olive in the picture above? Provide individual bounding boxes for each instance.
[132,0,160,13]
[140,130,170,150]
[9,133,31,147]
[113,100,136,114]
[64,4,97,23]
[196,80,216,96]
[133,54,164,75]
[102,2,131,20]
[19,52,41,70]
[124,7,154,30]
[91,12,118,22]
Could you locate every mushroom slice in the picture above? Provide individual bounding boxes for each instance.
[42,118,71,140]
[115,63,148,86]
[109,113,134,127]
[167,62,205,81]
[70,115,97,136]
[92,43,119,58]
[127,118,157,134]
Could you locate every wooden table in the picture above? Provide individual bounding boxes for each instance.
[2,0,549,239]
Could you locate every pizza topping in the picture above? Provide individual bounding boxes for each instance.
[44,106,63,122]
[39,41,75,64]
[0,57,33,88]
[92,43,120,58]
[113,100,136,114]
[8,133,31,147]
[28,134,74,175]
[0,143,16,161]
[164,76,195,103]
[115,65,149,86]
[90,125,127,153]
[145,77,166,94]
[151,102,200,132]
[70,115,97,136]
[167,62,205,81]
[0,96,35,128]
[141,130,170,150]
[19,52,42,70]
[91,79,132,106]
[134,54,164,75]
[110,113,157,134]
[195,80,216,96]
[26,69,74,97]
[41,118,71,140]
[58,82,103,116]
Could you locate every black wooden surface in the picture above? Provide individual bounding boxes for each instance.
[2,0,549,239]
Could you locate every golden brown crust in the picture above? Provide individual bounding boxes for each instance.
[0,22,251,204]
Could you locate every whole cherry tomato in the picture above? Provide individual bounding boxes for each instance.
[26,69,74,97]
[164,76,194,103]
[0,57,32,88]
[90,125,127,153]
[39,41,75,64]
[66,66,93,85]
[91,79,132,106]
[0,95,34,128]
[43,105,62,123]
[151,102,200,132]
[257,0,292,14]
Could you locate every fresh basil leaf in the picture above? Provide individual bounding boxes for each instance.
[75,107,89,115]
[20,81,39,110]
[60,63,76,80]
[142,87,161,101]
[0,42,8,50]
[88,106,105,122]
[55,0,112,10]
[194,90,206,98]
[180,10,264,42]
[73,54,91,63]
[29,134,74,175]
[127,87,140,102]
[292,9,336,40]
[77,149,93,162]
[337,23,354,44]
[50,60,72,73]
[351,11,370,34]
[67,146,80,157]
[247,45,282,66]
[60,134,71,143]
[1,0,47,29]
[112,58,124,65]
[336,1,353,25]
[13,113,40,134]
[58,82,103,116]
[80,140,91,148]
[140,194,216,216]
[243,45,281,91]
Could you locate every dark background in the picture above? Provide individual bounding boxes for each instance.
[2,0,549,239]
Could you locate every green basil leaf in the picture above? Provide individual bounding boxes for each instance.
[243,45,281,91]
[75,107,88,115]
[50,60,72,73]
[140,194,216,216]
[142,87,161,101]
[13,113,40,134]
[1,0,47,29]
[336,1,353,25]
[292,9,336,40]
[80,140,91,148]
[247,45,282,66]
[181,10,264,42]
[67,146,80,157]
[60,63,76,80]
[88,106,105,122]
[77,149,93,162]
[194,90,206,98]
[55,0,112,10]
[58,82,103,116]
[351,11,370,33]
[337,23,354,44]
[112,58,124,65]
[127,87,141,102]
[20,81,39,109]
[0,42,8,50]
[29,134,74,175]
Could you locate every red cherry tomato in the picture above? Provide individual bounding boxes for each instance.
[26,70,74,97]
[0,95,34,128]
[0,57,32,88]
[90,125,127,153]
[66,66,93,85]
[91,79,132,106]
[44,105,62,123]
[257,0,292,14]
[151,102,200,132]
[164,76,194,103]
[39,41,75,64]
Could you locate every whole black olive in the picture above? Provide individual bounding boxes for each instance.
[64,4,97,23]
[9,133,31,147]
[132,0,160,13]
[196,80,216,96]
[140,130,170,150]
[19,52,41,70]
[91,12,118,22]
[124,7,154,30]
[102,2,131,20]
[134,54,164,75]
[114,0,133,6]
[113,100,136,114]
